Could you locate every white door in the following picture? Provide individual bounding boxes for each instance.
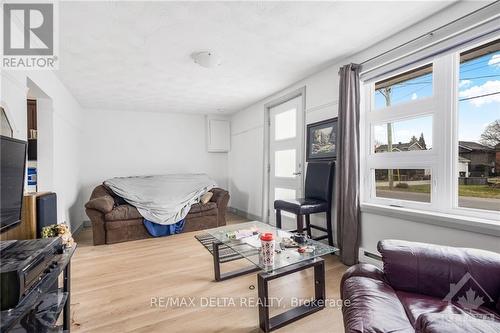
[268,96,304,229]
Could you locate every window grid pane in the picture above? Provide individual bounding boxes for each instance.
[457,40,500,212]
[375,169,431,203]
[275,149,296,178]
[374,116,433,153]
[274,108,296,140]
[374,64,433,109]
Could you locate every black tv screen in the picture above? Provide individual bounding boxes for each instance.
[0,135,27,232]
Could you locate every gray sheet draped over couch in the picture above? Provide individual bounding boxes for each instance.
[336,63,361,266]
[104,174,216,225]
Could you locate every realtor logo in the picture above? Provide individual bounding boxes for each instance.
[2,2,58,69]
[3,3,53,55]
[443,272,494,311]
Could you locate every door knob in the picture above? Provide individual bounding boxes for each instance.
[292,172,302,175]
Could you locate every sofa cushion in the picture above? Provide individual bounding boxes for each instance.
[183,214,218,233]
[104,218,151,244]
[105,218,143,230]
[189,202,217,214]
[85,195,115,213]
[396,290,500,327]
[397,291,452,327]
[200,192,213,204]
[105,205,143,221]
[415,312,500,333]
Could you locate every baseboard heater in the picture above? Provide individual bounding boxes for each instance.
[358,248,383,267]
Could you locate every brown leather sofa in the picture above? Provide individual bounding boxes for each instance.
[85,185,229,245]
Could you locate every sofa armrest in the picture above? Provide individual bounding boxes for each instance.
[341,264,414,333]
[209,188,228,203]
[378,240,500,306]
[85,185,115,245]
[85,195,114,214]
[340,264,386,297]
[85,208,106,245]
[210,188,229,226]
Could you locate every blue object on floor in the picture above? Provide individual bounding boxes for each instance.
[143,219,185,237]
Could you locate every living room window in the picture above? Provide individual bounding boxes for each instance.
[456,40,500,212]
[364,62,438,209]
[363,37,500,221]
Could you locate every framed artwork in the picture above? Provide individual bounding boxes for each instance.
[306,117,337,161]
[1,107,13,137]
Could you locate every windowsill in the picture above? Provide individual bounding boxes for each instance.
[360,203,500,237]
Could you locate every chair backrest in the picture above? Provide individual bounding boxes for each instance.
[304,161,335,203]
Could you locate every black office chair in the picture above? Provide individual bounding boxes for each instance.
[274,161,335,246]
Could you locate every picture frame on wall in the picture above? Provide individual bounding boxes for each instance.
[306,117,338,161]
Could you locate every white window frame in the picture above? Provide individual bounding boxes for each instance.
[361,40,500,223]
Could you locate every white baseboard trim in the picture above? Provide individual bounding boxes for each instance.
[72,220,92,238]
[228,207,262,222]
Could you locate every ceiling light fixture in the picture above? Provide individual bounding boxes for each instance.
[191,51,221,68]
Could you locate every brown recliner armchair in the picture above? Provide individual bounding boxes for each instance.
[85,185,230,245]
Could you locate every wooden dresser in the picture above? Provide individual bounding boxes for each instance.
[0,192,52,240]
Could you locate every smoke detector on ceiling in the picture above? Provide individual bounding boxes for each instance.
[191,51,221,68]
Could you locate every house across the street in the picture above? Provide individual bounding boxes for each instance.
[459,141,496,177]
[375,141,425,153]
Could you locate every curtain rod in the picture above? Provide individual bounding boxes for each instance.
[358,1,499,67]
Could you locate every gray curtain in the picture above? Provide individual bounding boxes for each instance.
[335,63,361,266]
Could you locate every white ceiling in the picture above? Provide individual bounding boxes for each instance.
[57,1,454,114]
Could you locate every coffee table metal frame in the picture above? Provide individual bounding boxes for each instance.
[212,240,260,281]
[257,257,325,332]
[211,237,328,332]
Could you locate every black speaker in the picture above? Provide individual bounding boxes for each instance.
[27,139,37,161]
[36,193,57,237]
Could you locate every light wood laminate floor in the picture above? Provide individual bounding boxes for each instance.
[72,213,347,332]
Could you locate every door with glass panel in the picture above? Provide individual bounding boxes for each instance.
[268,96,304,229]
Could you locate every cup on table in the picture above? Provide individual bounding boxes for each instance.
[260,233,275,267]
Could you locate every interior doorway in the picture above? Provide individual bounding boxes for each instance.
[26,99,37,192]
[265,89,305,229]
[27,78,54,194]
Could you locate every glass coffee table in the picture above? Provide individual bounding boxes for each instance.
[207,221,338,332]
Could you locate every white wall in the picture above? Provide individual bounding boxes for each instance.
[1,72,28,139]
[361,213,500,253]
[1,70,85,231]
[228,1,499,253]
[229,66,339,234]
[79,109,228,221]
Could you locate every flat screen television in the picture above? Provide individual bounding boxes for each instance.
[0,135,27,232]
